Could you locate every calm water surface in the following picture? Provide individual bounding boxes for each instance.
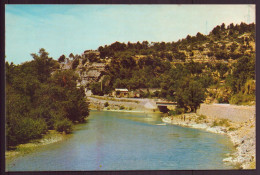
[7,110,236,171]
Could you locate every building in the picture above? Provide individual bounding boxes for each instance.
[112,88,129,98]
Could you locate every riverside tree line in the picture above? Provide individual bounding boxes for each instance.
[6,49,89,147]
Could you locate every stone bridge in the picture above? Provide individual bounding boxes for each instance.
[156,101,177,113]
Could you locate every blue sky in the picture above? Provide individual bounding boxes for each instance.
[5,5,255,64]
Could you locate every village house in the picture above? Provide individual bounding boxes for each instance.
[112,88,129,98]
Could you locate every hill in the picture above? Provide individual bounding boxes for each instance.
[58,22,255,109]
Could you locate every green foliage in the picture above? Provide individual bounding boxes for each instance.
[228,127,238,131]
[120,105,125,110]
[58,55,66,63]
[7,116,47,147]
[168,110,177,116]
[104,102,109,107]
[212,119,230,127]
[229,93,255,105]
[175,107,185,114]
[54,119,73,134]
[72,58,79,69]
[176,78,206,112]
[6,48,89,148]
[226,56,255,94]
[195,115,207,123]
[89,82,104,96]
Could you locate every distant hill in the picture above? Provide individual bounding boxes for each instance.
[58,22,255,106]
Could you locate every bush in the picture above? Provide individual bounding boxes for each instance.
[212,119,230,127]
[7,117,47,147]
[175,107,185,114]
[120,105,125,110]
[104,102,109,107]
[229,93,255,105]
[168,110,177,116]
[228,127,238,131]
[54,119,73,134]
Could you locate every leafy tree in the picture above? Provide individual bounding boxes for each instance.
[72,58,79,69]
[30,48,59,83]
[58,55,66,63]
[175,78,206,112]
[69,53,74,60]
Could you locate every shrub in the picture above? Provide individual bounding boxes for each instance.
[195,114,207,123]
[212,119,230,127]
[54,119,73,134]
[119,105,125,110]
[228,127,238,131]
[230,93,255,105]
[7,117,47,147]
[168,110,177,116]
[129,107,133,110]
[104,102,109,107]
[175,107,185,114]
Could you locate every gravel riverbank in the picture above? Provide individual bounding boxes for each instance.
[162,113,255,169]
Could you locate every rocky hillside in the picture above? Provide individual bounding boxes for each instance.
[57,22,255,106]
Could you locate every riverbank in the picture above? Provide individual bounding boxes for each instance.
[88,96,159,112]
[162,113,255,169]
[6,130,69,164]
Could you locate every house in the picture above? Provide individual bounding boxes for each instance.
[113,88,129,98]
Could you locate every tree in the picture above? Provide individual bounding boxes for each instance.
[221,23,226,30]
[227,56,255,93]
[58,55,66,63]
[30,48,58,83]
[72,58,79,69]
[69,53,74,60]
[176,78,206,112]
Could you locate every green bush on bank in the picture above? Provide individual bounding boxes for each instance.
[54,119,73,134]
[212,118,230,127]
[7,117,47,147]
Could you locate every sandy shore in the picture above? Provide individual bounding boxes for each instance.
[5,130,68,163]
[162,113,255,169]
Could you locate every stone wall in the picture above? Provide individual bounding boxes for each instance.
[196,104,255,123]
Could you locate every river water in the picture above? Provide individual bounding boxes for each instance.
[6,110,236,171]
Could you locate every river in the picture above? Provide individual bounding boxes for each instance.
[6,110,237,171]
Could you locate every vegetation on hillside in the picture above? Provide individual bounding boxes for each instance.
[90,22,255,110]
